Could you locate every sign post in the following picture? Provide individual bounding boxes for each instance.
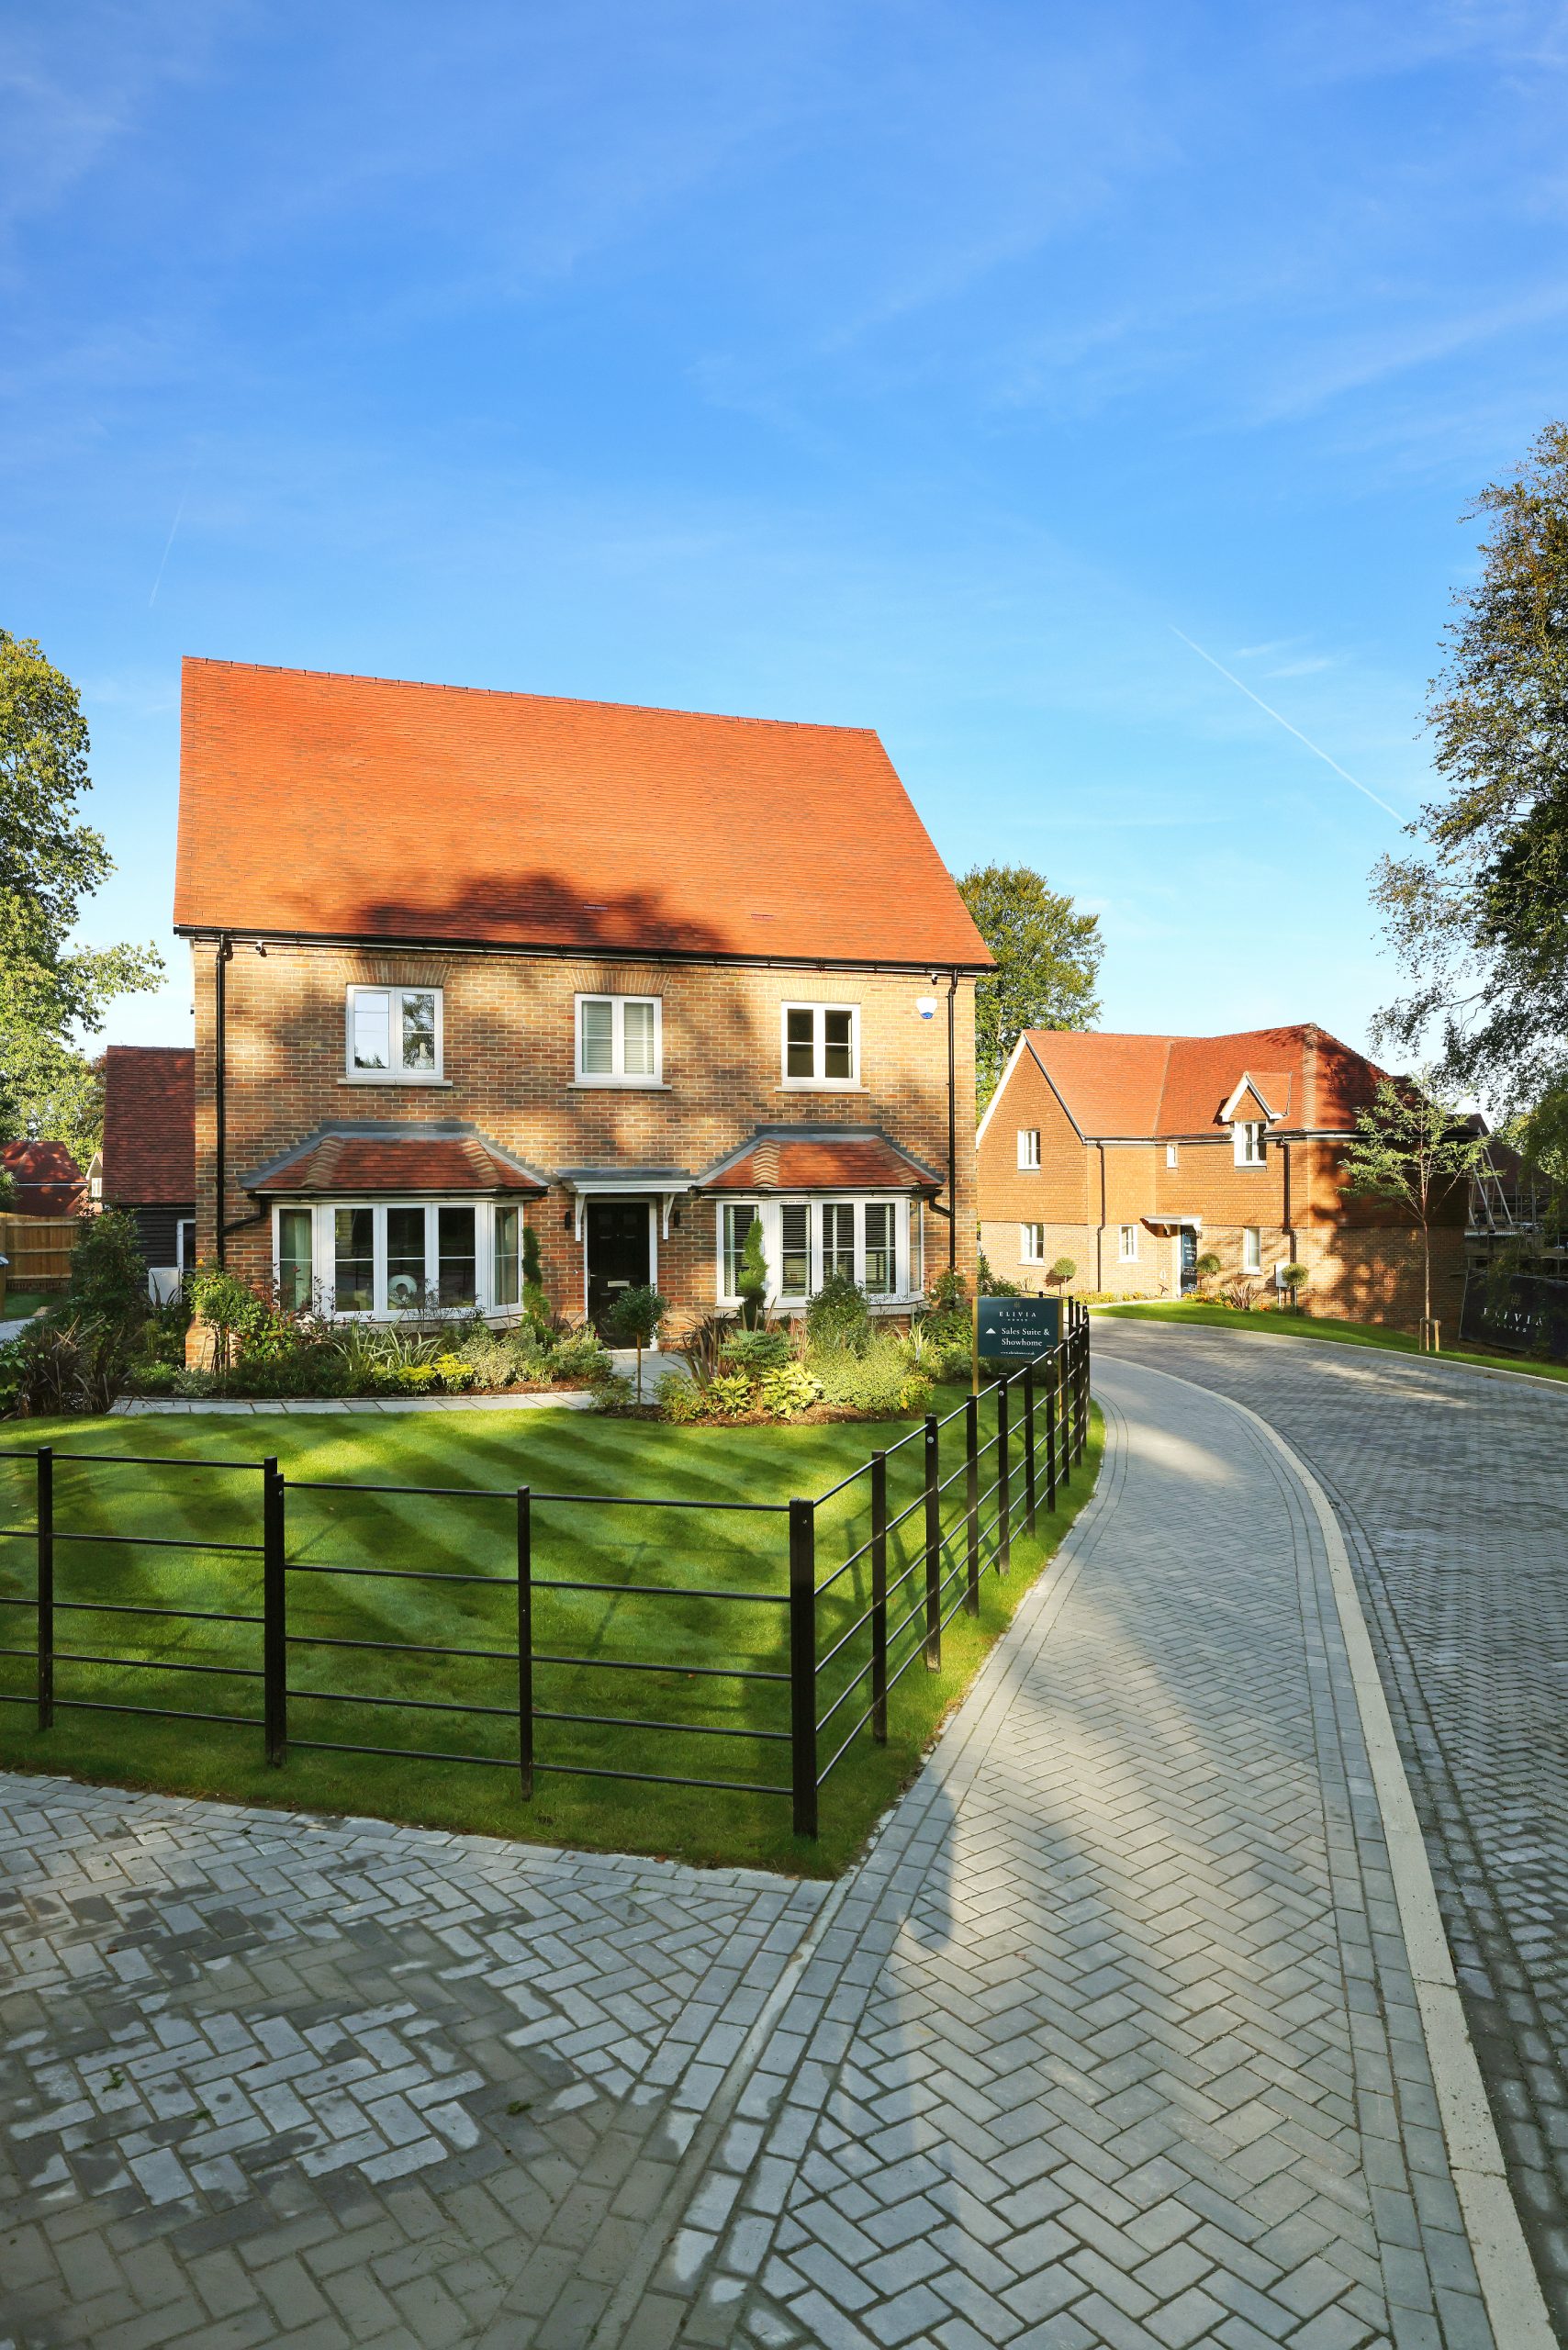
[976,1294,1062,1362]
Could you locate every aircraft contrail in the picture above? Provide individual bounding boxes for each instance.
[149,474,193,608]
[1170,624,1404,822]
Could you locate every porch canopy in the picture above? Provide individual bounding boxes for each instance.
[555,1166,694,1239]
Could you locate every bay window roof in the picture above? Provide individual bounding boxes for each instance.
[243,1125,546,1196]
[698,1126,943,1193]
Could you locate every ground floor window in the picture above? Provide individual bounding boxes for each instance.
[1020,1223,1045,1264]
[273,1200,524,1318]
[1242,1226,1262,1272]
[716,1195,915,1307]
[1119,1224,1139,1261]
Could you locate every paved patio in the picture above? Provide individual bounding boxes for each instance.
[0,1353,1539,2346]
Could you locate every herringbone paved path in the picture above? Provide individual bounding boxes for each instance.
[0,1360,1507,2347]
[639,1361,1495,2349]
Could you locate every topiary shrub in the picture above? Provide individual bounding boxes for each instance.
[1049,1257,1076,1290]
[735,1218,768,1329]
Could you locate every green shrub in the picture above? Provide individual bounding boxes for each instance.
[658,1371,707,1422]
[735,1218,768,1328]
[722,1329,791,1372]
[431,1353,476,1392]
[548,1330,614,1385]
[756,1362,822,1420]
[808,1332,932,1416]
[68,1210,147,1323]
[706,1370,756,1417]
[977,1251,1020,1298]
[173,1366,218,1398]
[805,1271,870,1353]
[130,1360,179,1395]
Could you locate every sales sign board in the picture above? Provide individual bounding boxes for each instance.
[976,1295,1061,1359]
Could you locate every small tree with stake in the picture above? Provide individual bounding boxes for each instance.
[1340,1075,1486,1345]
[607,1283,667,1400]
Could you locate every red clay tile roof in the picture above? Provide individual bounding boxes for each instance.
[1026,1025,1385,1138]
[0,1139,84,1218]
[174,660,992,968]
[100,1047,195,1206]
[250,1132,546,1196]
[700,1131,943,1192]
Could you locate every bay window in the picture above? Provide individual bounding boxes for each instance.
[577,994,662,1083]
[781,1003,858,1087]
[717,1197,911,1306]
[346,986,443,1081]
[277,1201,524,1319]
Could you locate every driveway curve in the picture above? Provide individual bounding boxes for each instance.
[1094,1318,1568,2340]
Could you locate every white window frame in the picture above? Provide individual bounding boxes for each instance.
[1165,1142,1179,1169]
[574,993,665,1087]
[1020,1223,1046,1264]
[1242,1226,1262,1273]
[714,1194,913,1306]
[1118,1224,1139,1262]
[271,1199,524,1321]
[344,984,444,1084]
[1233,1120,1266,1167]
[1017,1129,1041,1169]
[779,1002,860,1090]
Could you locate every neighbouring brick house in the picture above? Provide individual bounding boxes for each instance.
[174,659,989,1335]
[95,1046,196,1284]
[1,1139,84,1219]
[977,1024,1468,1332]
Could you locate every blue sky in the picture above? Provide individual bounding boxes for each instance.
[6,1,1568,1062]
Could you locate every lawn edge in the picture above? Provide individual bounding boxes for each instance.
[1092,1304,1568,1390]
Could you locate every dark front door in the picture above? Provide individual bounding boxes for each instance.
[587,1201,651,1334]
[1180,1227,1198,1292]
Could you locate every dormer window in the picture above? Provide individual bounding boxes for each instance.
[1234,1120,1266,1167]
[346,986,443,1082]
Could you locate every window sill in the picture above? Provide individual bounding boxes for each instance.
[339,1075,453,1088]
[569,1080,673,1091]
[776,1082,868,1093]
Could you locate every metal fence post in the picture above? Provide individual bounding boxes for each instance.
[36,1447,53,1731]
[1045,1360,1058,1514]
[1058,1338,1072,1490]
[517,1486,534,1798]
[996,1377,1011,1576]
[790,1498,818,1838]
[870,1452,888,1744]
[263,1456,286,1766]
[1023,1359,1037,1536]
[924,1415,941,1667]
[964,1394,980,1615]
[1077,1315,1089,1462]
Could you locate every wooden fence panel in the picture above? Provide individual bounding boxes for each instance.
[0,1214,82,1292]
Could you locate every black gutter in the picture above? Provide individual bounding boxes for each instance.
[174,923,991,979]
[213,934,231,1264]
[946,968,958,1270]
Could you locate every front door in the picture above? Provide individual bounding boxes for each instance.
[1179,1227,1198,1293]
[587,1201,651,1334]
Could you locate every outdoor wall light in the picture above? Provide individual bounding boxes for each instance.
[563,1210,573,1230]
[671,1209,681,1228]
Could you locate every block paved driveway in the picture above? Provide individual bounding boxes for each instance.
[0,1354,1511,2349]
[1096,1320,1568,2343]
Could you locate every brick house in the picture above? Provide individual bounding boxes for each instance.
[174,659,990,1333]
[976,1024,1468,1332]
[96,1046,196,1285]
[0,1139,84,1220]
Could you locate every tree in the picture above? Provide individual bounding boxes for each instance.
[1339,1076,1487,1334]
[607,1282,666,1398]
[0,632,162,1158]
[1372,423,1568,1132]
[1048,1256,1076,1292]
[957,864,1102,1109]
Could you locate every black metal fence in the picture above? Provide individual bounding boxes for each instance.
[0,1306,1091,1838]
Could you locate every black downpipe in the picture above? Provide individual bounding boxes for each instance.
[214,934,231,1264]
[946,969,958,1270]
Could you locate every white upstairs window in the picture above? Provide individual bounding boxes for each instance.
[576,995,662,1084]
[346,986,442,1081]
[1166,1143,1179,1169]
[1234,1120,1266,1167]
[781,1003,859,1087]
[1017,1129,1041,1168]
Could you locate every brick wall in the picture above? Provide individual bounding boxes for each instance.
[194,941,976,1323]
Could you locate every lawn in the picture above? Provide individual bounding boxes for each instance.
[1093,1298,1568,1382]
[0,1390,1101,1877]
[0,1292,55,1323]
